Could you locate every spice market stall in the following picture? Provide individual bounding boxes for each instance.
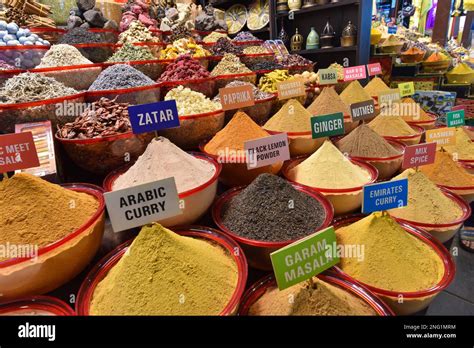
[0,0,472,344]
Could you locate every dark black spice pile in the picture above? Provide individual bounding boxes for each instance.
[221,174,326,242]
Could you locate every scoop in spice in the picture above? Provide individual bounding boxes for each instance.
[336,124,400,158]
[221,173,326,242]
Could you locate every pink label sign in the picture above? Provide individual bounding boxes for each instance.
[367,63,382,76]
[244,133,290,170]
[343,65,367,81]
[451,105,465,112]
[402,142,437,169]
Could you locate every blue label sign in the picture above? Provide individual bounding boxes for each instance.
[362,179,408,213]
[388,26,397,34]
[128,100,180,134]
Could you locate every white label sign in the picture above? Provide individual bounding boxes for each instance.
[104,177,181,232]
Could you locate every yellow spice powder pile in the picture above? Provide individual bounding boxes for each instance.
[0,173,98,261]
[389,169,463,224]
[339,80,373,107]
[336,213,444,292]
[443,128,474,161]
[420,151,474,188]
[364,76,390,97]
[264,99,313,132]
[288,140,371,189]
[307,86,351,116]
[249,277,376,316]
[368,115,417,136]
[90,223,238,315]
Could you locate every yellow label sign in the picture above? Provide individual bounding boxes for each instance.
[398,82,415,97]
[425,127,456,147]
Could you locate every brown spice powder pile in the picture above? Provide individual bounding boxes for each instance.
[339,80,373,107]
[249,277,376,316]
[336,124,401,158]
[0,173,98,261]
[307,86,351,116]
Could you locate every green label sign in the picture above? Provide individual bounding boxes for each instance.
[398,82,415,97]
[318,68,338,85]
[270,226,340,290]
[446,109,465,127]
[311,112,345,139]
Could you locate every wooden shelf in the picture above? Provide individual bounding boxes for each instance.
[294,46,357,55]
[276,0,359,18]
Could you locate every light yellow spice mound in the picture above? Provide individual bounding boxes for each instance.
[288,140,371,189]
[90,224,238,315]
[389,169,463,224]
[368,115,417,136]
[336,213,444,292]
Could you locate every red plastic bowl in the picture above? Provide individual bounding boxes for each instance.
[381,124,425,146]
[238,271,394,316]
[0,183,105,301]
[76,226,248,316]
[333,214,456,315]
[56,131,155,176]
[405,112,437,130]
[282,157,378,215]
[335,138,406,180]
[212,183,334,270]
[0,92,85,134]
[0,296,75,316]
